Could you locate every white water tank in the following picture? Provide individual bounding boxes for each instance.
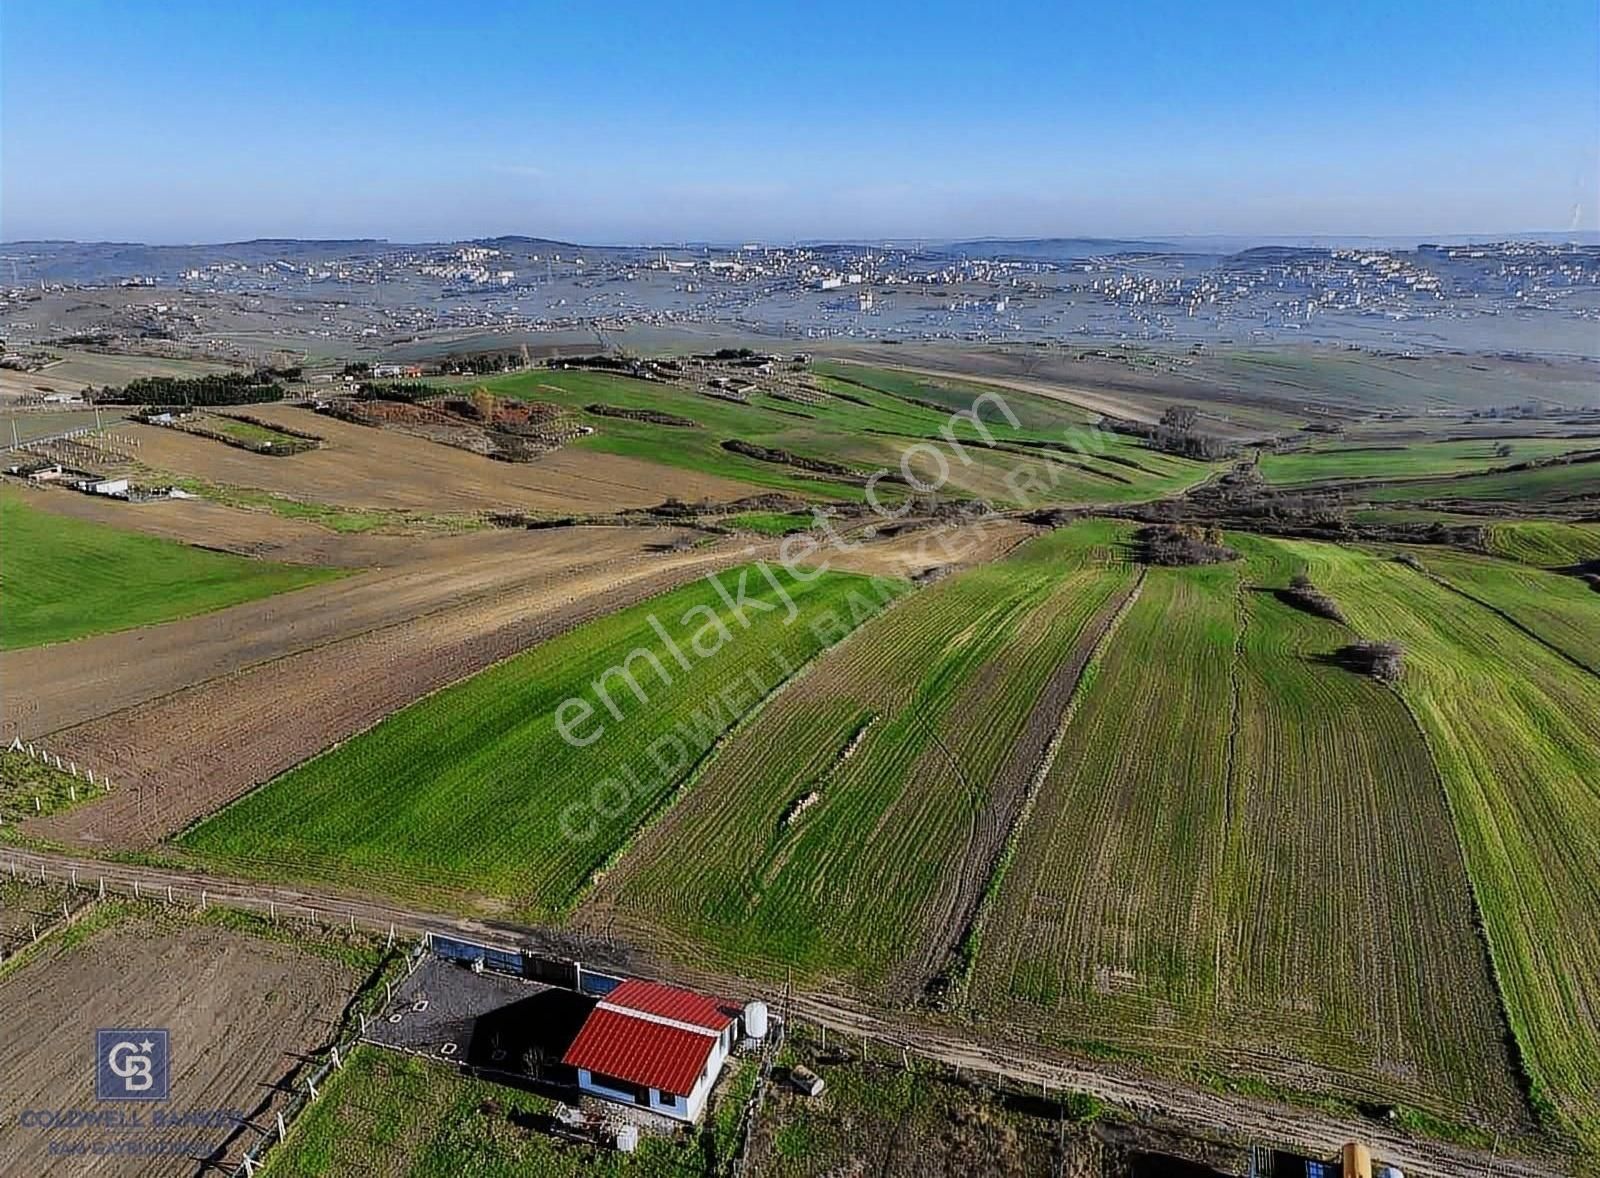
[743,1000,769,1040]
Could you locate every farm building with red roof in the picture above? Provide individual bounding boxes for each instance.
[561,978,748,1122]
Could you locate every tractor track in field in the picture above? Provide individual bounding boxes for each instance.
[935,565,1148,1008]
[0,846,1575,1178]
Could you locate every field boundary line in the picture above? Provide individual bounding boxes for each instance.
[1380,673,1550,1143]
[1399,554,1600,682]
[1212,563,1251,1010]
[162,554,769,851]
[941,564,1148,1010]
[573,573,923,915]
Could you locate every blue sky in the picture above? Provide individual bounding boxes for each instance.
[3,0,1596,243]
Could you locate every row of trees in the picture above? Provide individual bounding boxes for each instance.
[99,370,284,406]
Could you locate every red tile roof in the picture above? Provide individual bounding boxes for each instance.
[563,1008,717,1096]
[561,980,740,1097]
[602,979,740,1032]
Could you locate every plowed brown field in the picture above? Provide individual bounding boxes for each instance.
[12,531,757,849]
[3,526,717,739]
[0,915,359,1177]
[130,406,763,512]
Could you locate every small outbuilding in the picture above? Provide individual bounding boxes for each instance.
[560,979,744,1124]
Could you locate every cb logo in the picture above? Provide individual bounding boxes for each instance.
[96,1029,170,1101]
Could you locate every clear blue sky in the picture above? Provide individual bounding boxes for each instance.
[3,0,1596,243]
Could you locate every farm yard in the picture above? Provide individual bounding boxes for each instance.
[259,1045,755,1178]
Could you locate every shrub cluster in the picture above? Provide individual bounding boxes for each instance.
[1337,640,1405,683]
[1281,572,1347,623]
[1135,524,1239,566]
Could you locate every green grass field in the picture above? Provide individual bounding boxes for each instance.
[1258,437,1597,485]
[969,538,1527,1129]
[180,565,891,918]
[589,522,1138,993]
[262,1045,753,1178]
[1293,543,1600,1155]
[477,366,1213,508]
[1481,521,1600,568]
[0,749,107,831]
[1361,458,1600,504]
[752,1021,1092,1177]
[170,477,483,535]
[723,510,814,535]
[0,488,344,649]
[195,413,304,448]
[1398,546,1600,673]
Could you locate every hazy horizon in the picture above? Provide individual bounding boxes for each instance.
[4,0,1597,244]
[5,230,1599,250]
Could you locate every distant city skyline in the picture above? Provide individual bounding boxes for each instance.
[3,0,1597,245]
